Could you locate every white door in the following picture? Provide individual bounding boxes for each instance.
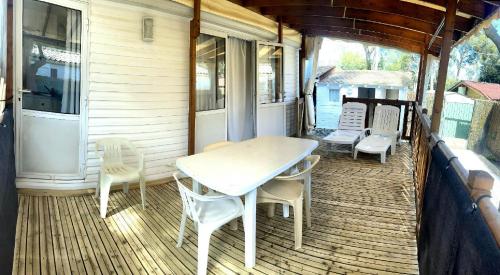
[256,41,286,136]
[15,0,87,179]
[194,32,227,153]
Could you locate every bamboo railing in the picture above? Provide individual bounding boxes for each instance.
[411,105,500,246]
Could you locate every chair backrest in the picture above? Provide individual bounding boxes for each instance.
[203,141,234,152]
[173,172,207,223]
[372,105,400,135]
[338,102,367,131]
[275,155,321,181]
[96,137,137,165]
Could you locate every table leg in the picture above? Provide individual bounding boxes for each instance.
[244,189,257,268]
[304,158,312,228]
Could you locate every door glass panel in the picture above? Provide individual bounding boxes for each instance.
[196,34,225,112]
[22,0,81,114]
[258,44,282,104]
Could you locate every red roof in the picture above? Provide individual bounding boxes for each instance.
[459,81,500,101]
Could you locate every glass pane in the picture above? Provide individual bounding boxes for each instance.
[258,44,283,104]
[22,0,81,114]
[196,34,225,112]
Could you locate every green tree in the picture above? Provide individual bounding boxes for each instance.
[340,52,367,70]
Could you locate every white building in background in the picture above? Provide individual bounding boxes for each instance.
[316,69,411,129]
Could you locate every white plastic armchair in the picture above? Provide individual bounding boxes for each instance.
[174,172,244,275]
[257,155,321,249]
[95,138,146,218]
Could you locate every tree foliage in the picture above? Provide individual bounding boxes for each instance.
[340,52,367,70]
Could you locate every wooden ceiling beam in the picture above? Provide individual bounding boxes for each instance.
[306,29,435,54]
[284,16,443,46]
[296,25,441,53]
[260,6,449,34]
[245,0,495,20]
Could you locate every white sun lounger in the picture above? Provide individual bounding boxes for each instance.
[354,105,400,163]
[323,102,367,153]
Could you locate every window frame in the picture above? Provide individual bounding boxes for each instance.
[256,41,284,105]
[195,30,227,113]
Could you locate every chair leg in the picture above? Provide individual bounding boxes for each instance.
[353,148,358,159]
[381,153,386,164]
[197,229,212,275]
[100,177,112,218]
[267,203,275,218]
[95,173,101,198]
[229,219,238,231]
[123,182,129,194]
[139,174,146,209]
[176,209,187,247]
[282,204,289,218]
[293,199,303,250]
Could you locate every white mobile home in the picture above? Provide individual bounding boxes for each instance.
[13,0,301,190]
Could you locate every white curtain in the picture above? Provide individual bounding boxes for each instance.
[227,37,255,141]
[304,36,322,131]
[61,10,81,114]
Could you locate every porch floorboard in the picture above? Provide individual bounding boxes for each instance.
[13,140,418,274]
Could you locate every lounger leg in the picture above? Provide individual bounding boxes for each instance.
[176,209,187,247]
[100,177,112,218]
[197,229,212,275]
[381,153,386,164]
[293,199,303,250]
[353,148,358,160]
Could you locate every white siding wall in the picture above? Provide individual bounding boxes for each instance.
[283,45,299,136]
[85,0,190,183]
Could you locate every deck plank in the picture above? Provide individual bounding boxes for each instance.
[13,141,419,274]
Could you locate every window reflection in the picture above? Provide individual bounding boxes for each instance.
[258,44,283,104]
[196,34,225,112]
[22,0,81,114]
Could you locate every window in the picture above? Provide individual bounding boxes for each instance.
[358,87,375,99]
[386,89,399,100]
[258,44,283,104]
[22,0,82,114]
[329,89,340,102]
[196,34,225,112]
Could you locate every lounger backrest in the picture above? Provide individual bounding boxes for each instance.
[372,105,400,135]
[338,102,367,131]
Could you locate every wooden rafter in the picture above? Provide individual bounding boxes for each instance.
[237,0,498,53]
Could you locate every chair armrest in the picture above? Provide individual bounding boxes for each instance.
[360,128,372,138]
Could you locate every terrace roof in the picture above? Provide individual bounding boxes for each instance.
[231,0,500,55]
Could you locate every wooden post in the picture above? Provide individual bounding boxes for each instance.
[298,34,305,98]
[430,0,456,133]
[188,0,201,155]
[416,47,428,105]
[278,16,283,44]
[467,170,500,247]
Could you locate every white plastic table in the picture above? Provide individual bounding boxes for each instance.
[176,136,318,268]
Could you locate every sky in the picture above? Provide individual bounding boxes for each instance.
[318,39,365,67]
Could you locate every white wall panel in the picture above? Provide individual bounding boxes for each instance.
[86,0,190,183]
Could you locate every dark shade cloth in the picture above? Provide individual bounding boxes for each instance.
[0,104,18,275]
[418,145,500,274]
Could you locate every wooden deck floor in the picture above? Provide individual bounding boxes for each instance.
[13,140,418,274]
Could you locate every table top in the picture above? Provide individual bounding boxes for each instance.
[176,136,319,196]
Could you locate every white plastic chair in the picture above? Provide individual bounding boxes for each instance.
[95,138,146,218]
[257,155,320,249]
[323,102,367,153]
[354,105,400,163]
[174,172,244,275]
